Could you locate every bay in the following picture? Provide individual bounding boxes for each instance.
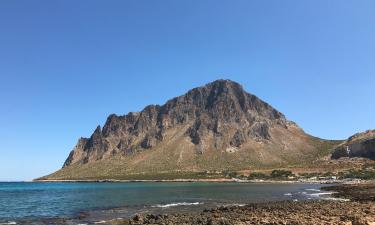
[0,182,330,223]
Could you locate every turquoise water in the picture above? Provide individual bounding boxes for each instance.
[0,182,328,222]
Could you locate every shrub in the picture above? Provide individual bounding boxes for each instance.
[270,170,293,179]
[223,170,238,178]
[322,172,334,177]
[247,172,268,180]
[298,172,322,178]
[342,169,375,180]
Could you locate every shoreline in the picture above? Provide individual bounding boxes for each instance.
[34,178,369,185]
[87,183,375,225]
[122,200,375,225]
[5,182,375,225]
[11,183,375,225]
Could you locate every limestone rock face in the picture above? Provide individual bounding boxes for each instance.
[62,79,292,167]
[41,79,345,180]
[331,130,375,160]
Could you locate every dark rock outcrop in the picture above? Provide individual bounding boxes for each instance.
[331,130,375,160]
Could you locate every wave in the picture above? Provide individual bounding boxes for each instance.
[152,202,203,208]
[304,188,321,192]
[307,192,337,197]
[0,222,17,225]
[221,203,246,207]
[231,203,245,207]
[320,197,350,202]
[303,191,349,201]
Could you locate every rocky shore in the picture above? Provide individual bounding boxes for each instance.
[98,201,372,225]
[322,183,375,202]
[104,184,375,225]
[13,183,375,225]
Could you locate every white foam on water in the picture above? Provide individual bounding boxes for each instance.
[308,192,337,197]
[233,204,246,207]
[284,193,292,196]
[152,202,203,208]
[305,188,321,192]
[302,190,350,202]
[94,221,107,224]
[321,197,350,202]
[0,222,17,225]
[222,203,246,207]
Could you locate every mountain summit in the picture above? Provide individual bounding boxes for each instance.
[64,79,288,167]
[43,79,332,180]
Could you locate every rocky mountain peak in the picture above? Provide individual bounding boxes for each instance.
[62,79,292,167]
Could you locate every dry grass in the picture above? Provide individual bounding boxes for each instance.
[41,125,343,180]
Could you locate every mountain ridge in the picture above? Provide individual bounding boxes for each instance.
[63,79,292,167]
[41,79,339,180]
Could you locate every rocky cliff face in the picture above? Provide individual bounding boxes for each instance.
[63,79,290,167]
[44,79,333,180]
[331,130,375,160]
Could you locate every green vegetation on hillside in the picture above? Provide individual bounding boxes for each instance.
[339,166,375,180]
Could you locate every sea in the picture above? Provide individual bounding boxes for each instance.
[0,182,335,224]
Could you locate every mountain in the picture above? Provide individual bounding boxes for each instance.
[41,79,336,180]
[331,130,375,160]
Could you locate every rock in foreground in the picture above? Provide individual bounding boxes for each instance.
[108,183,375,225]
[114,201,374,225]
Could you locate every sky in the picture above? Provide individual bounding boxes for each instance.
[0,0,374,181]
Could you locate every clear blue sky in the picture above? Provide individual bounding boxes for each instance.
[0,1,374,181]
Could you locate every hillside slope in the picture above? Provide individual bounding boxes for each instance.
[332,130,375,160]
[41,79,338,180]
